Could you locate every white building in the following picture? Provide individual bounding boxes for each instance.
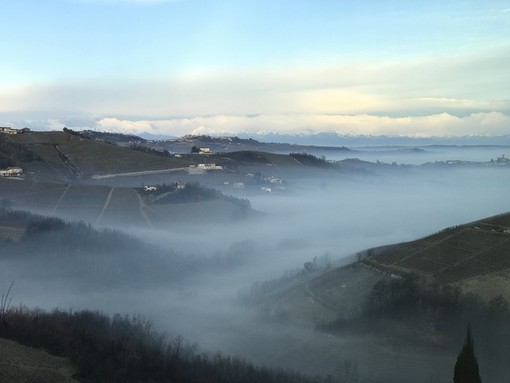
[0,167,23,177]
[497,154,510,165]
[0,127,17,135]
[197,163,223,170]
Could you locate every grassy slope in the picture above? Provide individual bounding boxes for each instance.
[0,338,77,383]
[366,212,510,297]
[249,213,510,383]
[9,132,191,177]
[0,179,251,227]
[258,212,510,327]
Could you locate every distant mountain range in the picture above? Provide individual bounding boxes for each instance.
[76,128,510,149]
[78,130,352,154]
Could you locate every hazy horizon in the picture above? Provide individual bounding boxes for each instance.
[1,1,509,138]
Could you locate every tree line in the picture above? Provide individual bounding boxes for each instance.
[0,305,324,383]
[0,135,40,168]
[323,274,510,382]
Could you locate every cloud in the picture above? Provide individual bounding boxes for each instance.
[91,112,510,138]
[98,118,156,134]
[3,111,509,138]
[1,45,509,137]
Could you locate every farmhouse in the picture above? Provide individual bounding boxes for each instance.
[0,167,23,177]
[198,147,211,154]
[0,127,18,135]
[197,163,223,170]
[497,154,510,165]
[265,176,284,184]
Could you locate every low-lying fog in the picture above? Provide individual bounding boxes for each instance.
[2,151,510,381]
[327,145,510,165]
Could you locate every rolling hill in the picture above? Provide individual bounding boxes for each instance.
[0,338,77,383]
[7,131,191,180]
[258,212,510,327]
[0,179,252,227]
[365,213,510,292]
[245,212,510,383]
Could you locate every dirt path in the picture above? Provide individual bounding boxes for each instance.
[96,187,115,224]
[136,192,152,227]
[51,185,70,214]
[91,167,190,179]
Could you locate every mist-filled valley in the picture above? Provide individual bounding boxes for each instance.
[1,130,510,382]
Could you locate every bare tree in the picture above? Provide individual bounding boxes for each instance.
[0,281,14,320]
[336,359,359,383]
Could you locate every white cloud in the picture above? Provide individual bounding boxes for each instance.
[90,112,510,138]
[97,118,157,134]
[1,46,509,137]
[3,111,509,138]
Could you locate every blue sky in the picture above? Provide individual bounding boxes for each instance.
[1,0,509,137]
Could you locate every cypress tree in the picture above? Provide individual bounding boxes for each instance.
[454,325,482,383]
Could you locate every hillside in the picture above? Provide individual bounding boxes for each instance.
[6,131,191,180]
[87,133,352,155]
[0,308,321,383]
[0,179,252,227]
[0,338,77,383]
[365,212,510,297]
[257,212,510,325]
[244,212,510,383]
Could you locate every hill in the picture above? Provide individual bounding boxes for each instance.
[0,308,321,383]
[254,212,510,326]
[244,212,510,383]
[6,131,191,181]
[0,179,252,227]
[0,208,258,292]
[365,212,510,296]
[111,133,352,156]
[0,338,77,383]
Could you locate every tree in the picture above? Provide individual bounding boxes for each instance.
[454,325,482,383]
[336,359,359,383]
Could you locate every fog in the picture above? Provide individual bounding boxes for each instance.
[1,149,510,382]
[325,145,510,165]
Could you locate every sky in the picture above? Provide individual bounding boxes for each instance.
[1,0,509,137]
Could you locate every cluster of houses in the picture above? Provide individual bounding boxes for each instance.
[191,146,212,154]
[0,127,30,135]
[189,163,223,170]
[496,154,510,165]
[144,182,186,192]
[0,167,23,177]
[264,176,284,184]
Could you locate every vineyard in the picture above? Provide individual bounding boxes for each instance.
[9,131,190,178]
[368,214,510,285]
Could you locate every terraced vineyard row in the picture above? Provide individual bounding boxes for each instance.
[370,220,510,284]
[1,180,151,226]
[308,266,386,320]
